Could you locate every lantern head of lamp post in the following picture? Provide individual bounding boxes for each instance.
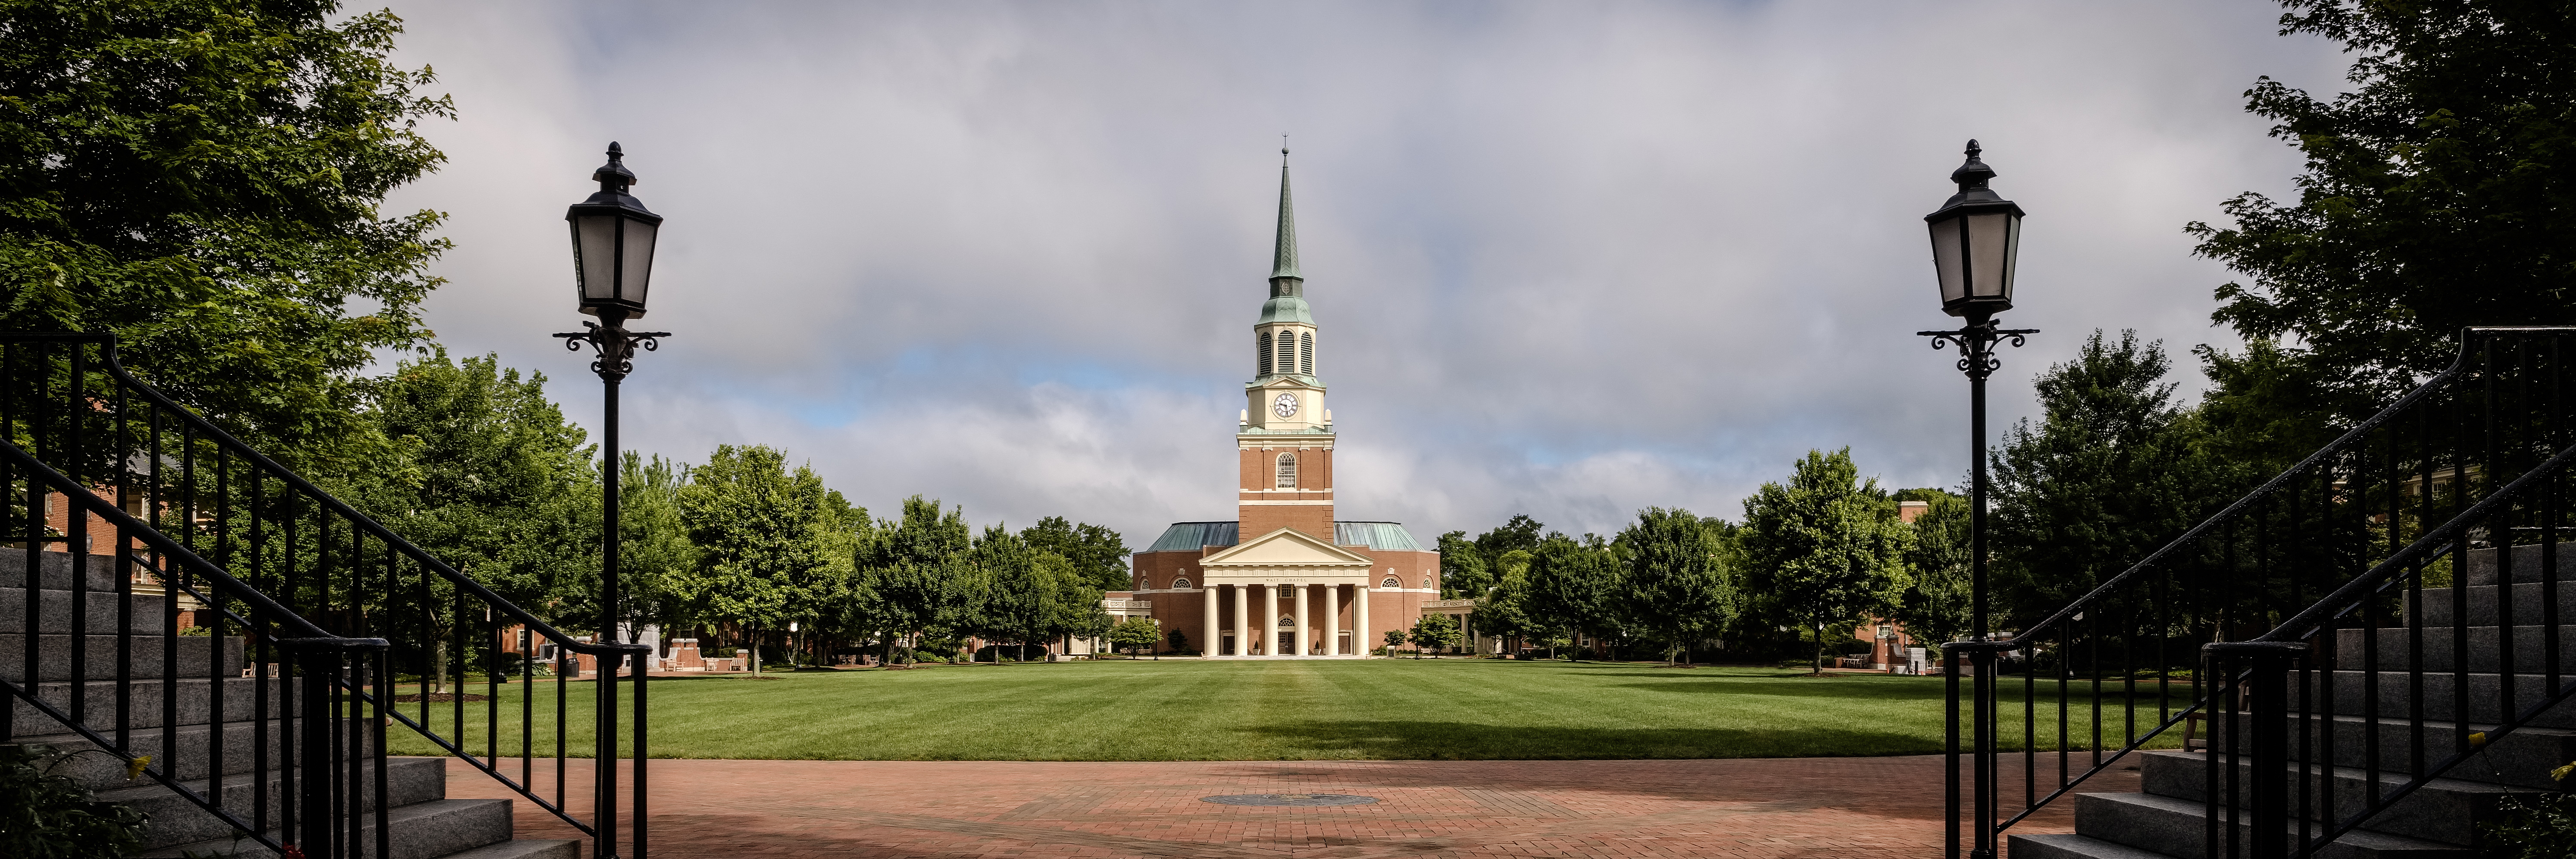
[1924,139,2024,322]
[567,141,663,325]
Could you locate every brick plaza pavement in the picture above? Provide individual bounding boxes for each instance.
[441,754,2140,859]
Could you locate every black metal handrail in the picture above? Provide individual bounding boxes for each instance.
[2,408,393,859]
[0,333,650,859]
[1944,326,2576,859]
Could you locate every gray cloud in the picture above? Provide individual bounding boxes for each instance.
[381,0,2350,546]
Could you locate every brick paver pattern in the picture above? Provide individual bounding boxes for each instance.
[441,754,2138,858]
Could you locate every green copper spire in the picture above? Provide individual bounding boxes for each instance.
[1269,147,1302,295]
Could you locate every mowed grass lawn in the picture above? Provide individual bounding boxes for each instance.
[385,658,2191,762]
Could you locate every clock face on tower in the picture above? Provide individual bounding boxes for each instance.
[1272,393,1299,418]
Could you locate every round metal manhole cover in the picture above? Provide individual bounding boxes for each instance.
[1199,793,1379,807]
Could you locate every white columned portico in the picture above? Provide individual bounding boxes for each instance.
[1202,586,1218,657]
[1334,585,1348,654]
[1293,583,1310,656]
[1233,584,1248,656]
[1254,583,1272,655]
[1356,583,1371,657]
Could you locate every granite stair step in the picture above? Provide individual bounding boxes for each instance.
[2208,712,2576,790]
[2139,749,2539,845]
[140,798,521,859]
[12,674,286,731]
[2072,791,2470,859]
[2329,625,2576,674]
[0,632,243,682]
[2292,670,2576,727]
[0,585,169,633]
[97,755,447,850]
[2410,581,2576,627]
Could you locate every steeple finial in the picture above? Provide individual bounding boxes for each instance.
[1270,144,1301,288]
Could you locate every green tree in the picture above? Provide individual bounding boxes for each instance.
[1408,613,1462,658]
[1741,448,1914,675]
[0,0,453,461]
[673,445,841,673]
[1473,515,1545,571]
[1475,548,1543,649]
[856,496,972,665]
[1523,533,1622,661]
[1891,489,1973,652]
[1989,331,2205,628]
[1106,616,1160,656]
[1618,507,1736,666]
[1019,516,1131,592]
[1436,530,1493,599]
[2186,0,2576,409]
[1382,627,1405,656]
[973,525,1102,661]
[341,350,593,692]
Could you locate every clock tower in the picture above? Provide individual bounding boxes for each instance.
[1120,150,1444,661]
[1238,150,1334,540]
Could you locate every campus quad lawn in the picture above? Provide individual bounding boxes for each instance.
[385,658,2191,762]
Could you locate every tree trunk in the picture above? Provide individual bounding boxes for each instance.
[431,638,448,696]
[749,625,762,674]
[1811,620,1825,676]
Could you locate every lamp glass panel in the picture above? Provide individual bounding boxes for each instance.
[1966,211,2013,299]
[619,217,658,310]
[1927,216,1966,305]
[1999,213,2021,301]
[574,214,619,302]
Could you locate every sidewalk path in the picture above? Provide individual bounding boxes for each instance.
[440,754,2137,858]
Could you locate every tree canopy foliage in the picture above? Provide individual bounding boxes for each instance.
[0,0,452,459]
[2188,0,2576,404]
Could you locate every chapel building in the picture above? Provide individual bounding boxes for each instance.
[1123,154,1441,658]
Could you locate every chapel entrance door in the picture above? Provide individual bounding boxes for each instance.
[1279,631,1296,655]
[1221,634,1235,656]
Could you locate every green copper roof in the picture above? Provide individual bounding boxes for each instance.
[1271,155,1301,281]
[1257,295,1313,325]
[1139,520,1426,554]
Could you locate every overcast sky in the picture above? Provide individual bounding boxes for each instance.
[378,1,2352,549]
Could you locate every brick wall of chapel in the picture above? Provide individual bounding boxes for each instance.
[1238,442,1333,541]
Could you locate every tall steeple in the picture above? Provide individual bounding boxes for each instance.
[1270,147,1302,297]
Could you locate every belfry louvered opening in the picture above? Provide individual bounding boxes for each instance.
[1300,332,1313,375]
[1257,334,1272,376]
[1276,331,1296,375]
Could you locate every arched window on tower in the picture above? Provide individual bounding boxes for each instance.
[1275,453,1297,489]
[1257,333,1272,376]
[1300,332,1313,375]
[1171,577,1190,589]
[1276,331,1296,374]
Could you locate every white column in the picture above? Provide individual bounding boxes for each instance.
[1293,583,1310,656]
[1356,581,1372,658]
[1202,584,1218,658]
[1233,584,1249,657]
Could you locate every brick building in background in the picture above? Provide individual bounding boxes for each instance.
[1120,153,1439,658]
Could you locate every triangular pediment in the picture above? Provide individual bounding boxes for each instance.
[1200,527,1373,568]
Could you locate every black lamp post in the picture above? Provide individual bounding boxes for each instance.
[1920,139,2032,859]
[1917,138,2034,644]
[556,141,671,641]
[554,142,669,859]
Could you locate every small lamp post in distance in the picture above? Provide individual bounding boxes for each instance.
[553,141,670,859]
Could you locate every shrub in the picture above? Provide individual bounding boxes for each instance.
[0,743,150,858]
[2484,761,2575,859]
